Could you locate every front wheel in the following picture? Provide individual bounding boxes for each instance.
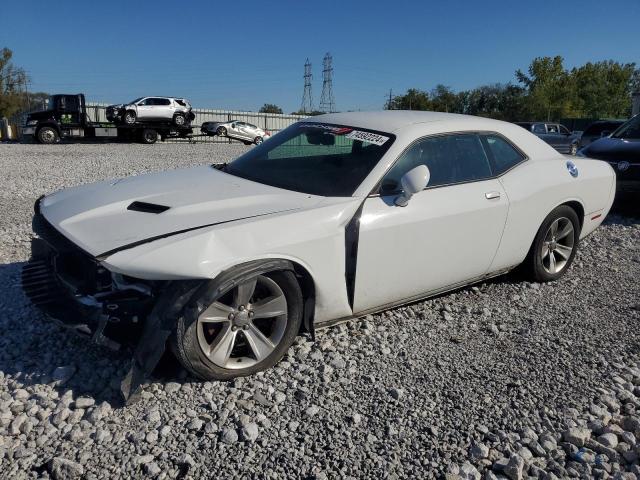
[570,143,578,156]
[523,205,580,282]
[216,126,227,137]
[254,136,263,145]
[172,270,303,380]
[37,126,59,144]
[124,110,137,125]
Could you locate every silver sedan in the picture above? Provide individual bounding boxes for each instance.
[201,120,269,144]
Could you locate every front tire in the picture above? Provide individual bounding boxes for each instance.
[254,136,263,145]
[172,270,303,380]
[216,126,227,137]
[570,143,578,156]
[524,205,580,282]
[37,126,59,144]
[124,110,137,125]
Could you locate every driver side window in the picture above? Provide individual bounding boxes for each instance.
[380,133,492,194]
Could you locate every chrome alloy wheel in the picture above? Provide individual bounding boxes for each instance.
[196,276,288,369]
[41,129,55,142]
[541,217,575,274]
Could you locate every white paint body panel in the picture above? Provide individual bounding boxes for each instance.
[38,111,615,325]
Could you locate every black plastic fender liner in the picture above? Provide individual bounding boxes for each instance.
[120,259,300,403]
[120,280,203,404]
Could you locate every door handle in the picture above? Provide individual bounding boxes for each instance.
[485,191,501,200]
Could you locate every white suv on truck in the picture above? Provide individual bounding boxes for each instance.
[106,97,195,126]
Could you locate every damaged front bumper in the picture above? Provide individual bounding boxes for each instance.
[22,209,202,402]
[22,212,158,350]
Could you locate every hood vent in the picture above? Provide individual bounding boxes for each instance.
[127,201,170,214]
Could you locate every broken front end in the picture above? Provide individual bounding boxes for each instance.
[22,210,158,350]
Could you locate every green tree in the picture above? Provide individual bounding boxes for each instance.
[259,103,283,114]
[390,88,432,110]
[516,56,574,121]
[571,61,636,118]
[429,84,465,113]
[0,47,29,118]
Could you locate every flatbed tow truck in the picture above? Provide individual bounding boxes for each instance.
[22,94,193,145]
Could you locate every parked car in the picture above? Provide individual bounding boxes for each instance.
[578,114,640,200]
[515,122,580,155]
[201,120,269,145]
[106,97,195,126]
[578,120,626,148]
[23,111,615,399]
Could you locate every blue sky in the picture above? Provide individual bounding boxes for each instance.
[1,0,638,113]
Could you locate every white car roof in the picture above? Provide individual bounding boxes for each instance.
[307,110,511,134]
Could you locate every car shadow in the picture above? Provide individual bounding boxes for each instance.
[0,261,137,407]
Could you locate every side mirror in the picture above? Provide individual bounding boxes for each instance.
[395,165,430,207]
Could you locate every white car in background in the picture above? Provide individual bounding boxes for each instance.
[201,120,269,145]
[23,111,615,399]
[106,96,195,126]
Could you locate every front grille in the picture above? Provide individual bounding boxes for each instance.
[30,213,111,295]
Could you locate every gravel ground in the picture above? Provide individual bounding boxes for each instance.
[1,142,639,480]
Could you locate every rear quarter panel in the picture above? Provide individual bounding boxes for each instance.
[490,157,615,272]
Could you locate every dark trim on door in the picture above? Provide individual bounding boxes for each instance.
[344,202,364,310]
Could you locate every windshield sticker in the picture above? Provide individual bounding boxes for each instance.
[345,130,389,146]
[299,123,353,135]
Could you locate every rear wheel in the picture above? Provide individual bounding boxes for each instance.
[173,113,186,126]
[124,110,137,125]
[254,136,263,145]
[141,128,158,144]
[524,205,580,282]
[37,127,59,144]
[570,143,578,155]
[172,271,303,380]
[216,126,227,137]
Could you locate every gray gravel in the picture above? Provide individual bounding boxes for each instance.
[1,143,639,479]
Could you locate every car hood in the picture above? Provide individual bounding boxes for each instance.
[39,165,322,257]
[583,137,640,163]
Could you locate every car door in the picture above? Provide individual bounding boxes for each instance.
[544,123,564,150]
[155,98,173,120]
[136,98,153,120]
[228,121,244,139]
[353,133,509,313]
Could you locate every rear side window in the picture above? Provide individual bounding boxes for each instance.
[156,98,171,106]
[175,99,187,106]
[481,134,526,175]
[532,124,546,134]
[380,133,492,193]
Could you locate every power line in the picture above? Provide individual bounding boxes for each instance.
[300,58,313,114]
[319,53,335,113]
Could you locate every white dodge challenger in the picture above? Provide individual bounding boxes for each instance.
[23,111,615,398]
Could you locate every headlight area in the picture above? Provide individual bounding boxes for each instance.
[21,214,179,351]
[26,120,39,126]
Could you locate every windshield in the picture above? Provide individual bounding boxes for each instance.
[225,122,395,196]
[612,115,640,140]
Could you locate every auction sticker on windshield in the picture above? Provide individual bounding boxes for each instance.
[345,130,389,146]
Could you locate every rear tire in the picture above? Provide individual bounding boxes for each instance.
[523,205,580,282]
[254,136,263,145]
[124,110,137,125]
[173,113,186,126]
[172,270,303,381]
[37,127,59,144]
[141,128,158,144]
